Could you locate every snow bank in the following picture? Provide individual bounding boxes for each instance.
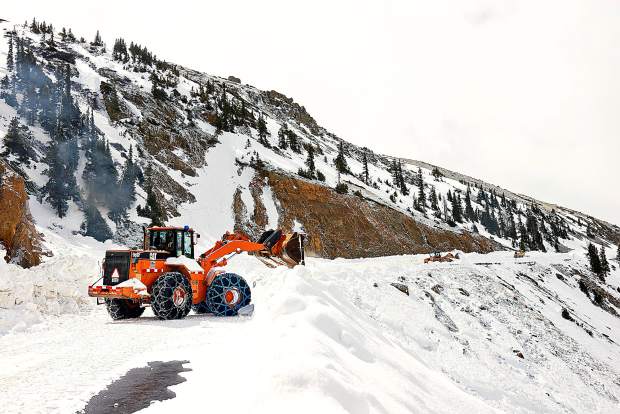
[0,249,94,334]
[3,251,619,413]
[0,228,118,335]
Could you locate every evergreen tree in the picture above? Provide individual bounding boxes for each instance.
[413,167,423,205]
[390,159,399,185]
[393,161,408,195]
[82,135,118,208]
[19,83,37,125]
[429,186,439,210]
[30,18,40,34]
[112,38,129,62]
[287,129,301,153]
[451,193,463,223]
[617,244,620,261]
[507,213,518,244]
[464,185,476,221]
[137,184,167,226]
[109,145,138,222]
[67,29,76,42]
[1,117,36,163]
[58,64,81,131]
[277,125,288,149]
[92,30,103,46]
[257,112,269,146]
[42,143,71,217]
[334,142,349,174]
[6,33,13,70]
[362,151,369,184]
[587,243,602,275]
[81,194,113,241]
[526,211,546,251]
[305,145,316,174]
[599,248,610,276]
[150,72,168,101]
[517,215,527,251]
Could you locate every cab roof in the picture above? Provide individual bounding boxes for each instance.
[147,226,194,232]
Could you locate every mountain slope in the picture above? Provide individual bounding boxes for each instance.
[0,19,617,261]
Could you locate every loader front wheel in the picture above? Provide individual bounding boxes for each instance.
[206,273,251,316]
[105,299,145,320]
[151,272,192,320]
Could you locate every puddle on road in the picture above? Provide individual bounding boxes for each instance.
[79,360,191,414]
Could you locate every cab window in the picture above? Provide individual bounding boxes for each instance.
[183,232,193,258]
[150,230,175,253]
[176,231,183,257]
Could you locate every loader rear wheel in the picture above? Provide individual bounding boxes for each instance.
[206,273,251,316]
[151,272,192,320]
[105,299,145,320]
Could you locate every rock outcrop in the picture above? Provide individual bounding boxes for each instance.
[235,170,495,259]
[0,160,44,268]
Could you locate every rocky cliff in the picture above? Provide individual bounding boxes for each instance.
[234,171,495,259]
[0,160,43,268]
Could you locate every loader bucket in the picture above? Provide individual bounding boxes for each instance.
[253,231,306,268]
[280,232,306,267]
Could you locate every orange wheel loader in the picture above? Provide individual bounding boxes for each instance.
[88,226,305,320]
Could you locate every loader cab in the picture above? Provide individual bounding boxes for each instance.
[145,226,195,259]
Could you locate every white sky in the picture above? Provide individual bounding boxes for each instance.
[3,0,619,225]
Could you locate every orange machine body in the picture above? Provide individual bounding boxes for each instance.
[88,227,303,305]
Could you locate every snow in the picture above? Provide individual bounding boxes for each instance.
[168,132,256,245]
[1,248,620,413]
[74,57,103,93]
[292,218,305,233]
[261,180,279,229]
[165,256,204,273]
[1,18,620,414]
[115,278,149,296]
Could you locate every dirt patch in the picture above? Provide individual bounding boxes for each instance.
[261,171,495,259]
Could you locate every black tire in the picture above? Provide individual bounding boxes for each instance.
[192,301,210,314]
[206,273,251,316]
[105,299,145,320]
[151,272,193,320]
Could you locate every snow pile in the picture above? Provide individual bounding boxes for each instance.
[1,251,619,413]
[0,229,117,335]
[0,250,92,334]
[165,256,204,273]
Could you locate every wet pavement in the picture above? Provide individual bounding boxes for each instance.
[78,360,191,413]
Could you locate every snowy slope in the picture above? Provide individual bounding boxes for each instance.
[2,249,620,413]
[0,19,617,256]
